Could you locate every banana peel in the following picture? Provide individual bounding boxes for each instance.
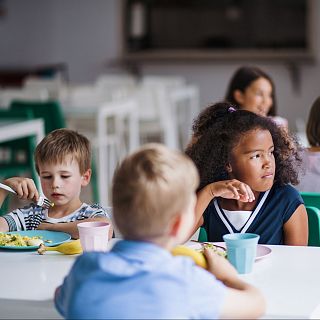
[171,245,207,269]
[37,239,83,255]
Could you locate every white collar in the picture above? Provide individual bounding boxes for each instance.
[213,190,270,233]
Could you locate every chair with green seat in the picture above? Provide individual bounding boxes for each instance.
[306,206,320,246]
[198,227,208,242]
[10,100,99,203]
[300,192,320,210]
[10,100,66,135]
[0,108,38,215]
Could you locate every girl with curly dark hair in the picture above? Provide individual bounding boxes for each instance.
[186,102,308,245]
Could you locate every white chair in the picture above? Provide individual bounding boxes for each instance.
[96,98,139,206]
[136,83,178,149]
[95,74,137,101]
[169,85,200,149]
[23,76,64,100]
[137,76,199,150]
[0,88,49,109]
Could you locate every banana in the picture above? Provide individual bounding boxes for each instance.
[37,239,83,255]
[171,245,207,269]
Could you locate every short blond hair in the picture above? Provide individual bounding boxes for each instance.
[34,129,91,174]
[112,143,199,240]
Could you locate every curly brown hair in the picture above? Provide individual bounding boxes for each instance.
[185,102,303,190]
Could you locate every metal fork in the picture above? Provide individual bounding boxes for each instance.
[0,182,54,209]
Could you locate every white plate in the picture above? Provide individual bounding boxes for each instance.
[186,241,272,260]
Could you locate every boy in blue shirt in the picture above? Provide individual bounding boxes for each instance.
[55,143,265,319]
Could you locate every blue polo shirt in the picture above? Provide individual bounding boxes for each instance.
[55,240,226,319]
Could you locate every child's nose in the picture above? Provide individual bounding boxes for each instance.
[51,177,61,189]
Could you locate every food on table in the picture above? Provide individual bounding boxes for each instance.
[200,243,227,258]
[171,243,227,269]
[171,245,208,269]
[27,238,44,247]
[38,239,83,255]
[0,233,43,247]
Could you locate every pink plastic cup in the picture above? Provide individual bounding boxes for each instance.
[77,221,110,252]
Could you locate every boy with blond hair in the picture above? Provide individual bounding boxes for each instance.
[0,128,112,239]
[55,143,265,319]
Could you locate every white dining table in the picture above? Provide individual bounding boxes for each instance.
[0,118,44,145]
[240,244,320,319]
[1,241,320,319]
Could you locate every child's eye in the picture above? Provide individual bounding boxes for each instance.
[41,176,51,180]
[251,154,260,159]
[61,175,71,179]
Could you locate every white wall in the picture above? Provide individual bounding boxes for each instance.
[0,0,319,131]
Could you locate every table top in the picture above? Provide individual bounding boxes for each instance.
[240,244,320,319]
[1,241,320,319]
[0,249,76,301]
[0,118,44,144]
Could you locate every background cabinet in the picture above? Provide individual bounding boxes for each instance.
[121,0,314,62]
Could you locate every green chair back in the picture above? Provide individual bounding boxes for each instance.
[0,108,38,215]
[300,192,320,210]
[198,227,208,242]
[306,206,320,247]
[10,100,66,134]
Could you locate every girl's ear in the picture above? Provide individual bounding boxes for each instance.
[226,162,232,173]
[233,89,244,105]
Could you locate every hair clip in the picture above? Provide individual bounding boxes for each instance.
[228,106,236,113]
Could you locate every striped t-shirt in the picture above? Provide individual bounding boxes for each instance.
[3,203,111,232]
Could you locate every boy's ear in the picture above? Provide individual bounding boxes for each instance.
[168,213,183,237]
[81,169,91,187]
[233,89,244,105]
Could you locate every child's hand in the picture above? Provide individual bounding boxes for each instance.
[4,177,39,202]
[203,247,238,283]
[206,179,255,202]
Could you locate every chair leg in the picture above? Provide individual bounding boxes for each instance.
[90,154,100,204]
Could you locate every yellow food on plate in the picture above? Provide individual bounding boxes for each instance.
[171,245,208,269]
[0,232,43,247]
[200,243,227,258]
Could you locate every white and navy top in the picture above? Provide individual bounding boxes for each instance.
[203,183,304,245]
[3,203,111,232]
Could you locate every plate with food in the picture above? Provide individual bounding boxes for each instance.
[186,241,227,257]
[187,241,272,261]
[0,230,71,250]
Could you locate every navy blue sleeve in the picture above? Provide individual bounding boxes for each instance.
[282,185,304,223]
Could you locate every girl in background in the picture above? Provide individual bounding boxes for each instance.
[186,102,308,245]
[296,96,320,192]
[225,66,288,128]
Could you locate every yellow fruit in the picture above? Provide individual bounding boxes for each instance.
[171,245,207,269]
[37,239,83,255]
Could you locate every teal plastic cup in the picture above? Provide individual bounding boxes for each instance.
[223,233,260,274]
